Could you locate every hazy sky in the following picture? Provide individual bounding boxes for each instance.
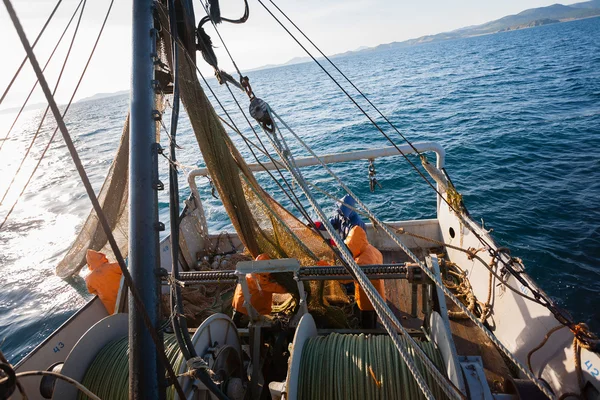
[0,0,581,109]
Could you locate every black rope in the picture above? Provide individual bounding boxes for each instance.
[0,0,64,107]
[166,0,200,368]
[197,0,244,78]
[2,1,189,398]
[266,0,422,157]
[205,0,249,24]
[0,0,85,154]
[0,0,88,207]
[159,18,313,227]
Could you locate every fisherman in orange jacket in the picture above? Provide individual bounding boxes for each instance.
[232,254,288,321]
[344,225,386,328]
[84,250,122,314]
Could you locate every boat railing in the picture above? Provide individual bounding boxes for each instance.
[186,141,446,211]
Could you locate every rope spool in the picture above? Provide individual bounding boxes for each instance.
[297,333,448,400]
[77,335,185,400]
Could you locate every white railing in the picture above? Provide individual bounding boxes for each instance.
[187,141,446,211]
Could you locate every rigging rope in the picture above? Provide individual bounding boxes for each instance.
[197,0,245,79]
[0,0,85,154]
[156,15,341,265]
[263,0,424,159]
[0,0,64,106]
[1,0,88,207]
[1,1,188,398]
[256,0,593,349]
[267,109,556,399]
[259,107,464,400]
[0,0,107,230]
[166,0,199,366]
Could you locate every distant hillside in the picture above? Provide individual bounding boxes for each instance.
[76,90,129,104]
[377,1,600,49]
[261,1,600,71]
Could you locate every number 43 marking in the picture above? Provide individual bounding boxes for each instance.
[53,341,64,353]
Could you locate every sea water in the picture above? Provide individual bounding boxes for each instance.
[1,17,599,364]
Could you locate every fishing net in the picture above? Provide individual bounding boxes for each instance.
[58,5,351,327]
[56,114,130,278]
[157,11,350,326]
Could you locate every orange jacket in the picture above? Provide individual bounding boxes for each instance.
[232,254,288,315]
[84,250,122,314]
[344,226,385,311]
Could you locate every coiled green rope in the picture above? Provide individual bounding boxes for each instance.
[298,333,449,400]
[78,334,186,400]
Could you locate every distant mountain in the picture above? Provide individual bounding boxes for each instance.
[0,102,47,115]
[366,1,600,51]
[76,90,129,104]
[570,0,600,8]
[258,1,600,71]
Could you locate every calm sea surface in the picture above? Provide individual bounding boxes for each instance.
[1,17,599,363]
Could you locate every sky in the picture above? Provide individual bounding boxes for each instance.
[0,0,582,110]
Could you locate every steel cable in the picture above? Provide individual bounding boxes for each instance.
[271,109,555,399]
[260,111,464,400]
[255,0,583,339]
[0,0,88,206]
[0,0,64,106]
[298,333,446,400]
[0,0,85,154]
[1,0,106,230]
[2,1,188,398]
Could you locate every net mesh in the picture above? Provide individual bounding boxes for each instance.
[56,114,130,278]
[159,23,350,325]
[58,9,351,326]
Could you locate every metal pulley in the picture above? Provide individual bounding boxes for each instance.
[249,97,275,133]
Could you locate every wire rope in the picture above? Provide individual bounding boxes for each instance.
[1,0,106,230]
[155,11,339,261]
[257,0,588,350]
[0,0,64,106]
[2,1,188,398]
[260,110,464,400]
[270,109,555,399]
[0,0,85,154]
[0,0,88,206]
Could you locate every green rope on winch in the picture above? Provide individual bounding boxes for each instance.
[78,334,186,400]
[298,333,449,400]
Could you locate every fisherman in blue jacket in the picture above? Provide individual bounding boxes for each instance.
[312,194,366,240]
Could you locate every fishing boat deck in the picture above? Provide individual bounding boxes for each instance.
[381,248,512,391]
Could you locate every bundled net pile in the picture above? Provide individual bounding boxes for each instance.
[157,24,350,325]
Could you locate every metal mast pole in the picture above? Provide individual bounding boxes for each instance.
[129,0,163,398]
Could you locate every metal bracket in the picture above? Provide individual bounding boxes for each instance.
[153,179,164,191]
[152,142,164,154]
[459,356,493,400]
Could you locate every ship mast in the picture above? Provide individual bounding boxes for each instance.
[129,0,164,397]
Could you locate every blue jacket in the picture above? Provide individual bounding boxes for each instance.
[325,195,366,240]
